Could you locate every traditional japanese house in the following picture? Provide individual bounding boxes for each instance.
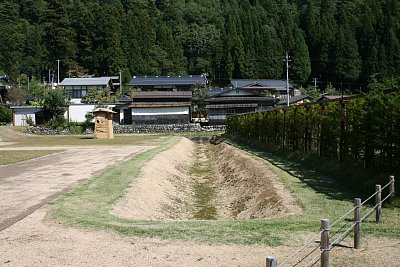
[116,91,192,125]
[60,77,118,104]
[206,88,277,125]
[278,95,313,106]
[128,75,207,92]
[230,79,294,99]
[59,77,118,122]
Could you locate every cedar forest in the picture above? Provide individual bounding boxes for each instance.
[1,0,400,89]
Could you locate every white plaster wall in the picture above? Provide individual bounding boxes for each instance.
[132,107,189,116]
[68,104,116,122]
[14,112,36,126]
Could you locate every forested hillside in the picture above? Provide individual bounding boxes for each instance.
[1,0,400,88]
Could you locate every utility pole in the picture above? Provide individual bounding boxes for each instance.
[56,59,61,86]
[285,52,291,107]
[119,70,122,95]
[313,78,318,89]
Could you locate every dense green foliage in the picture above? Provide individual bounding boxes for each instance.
[43,88,69,118]
[226,90,400,181]
[0,104,12,124]
[1,0,400,88]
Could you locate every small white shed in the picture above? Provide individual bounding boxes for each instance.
[10,106,43,126]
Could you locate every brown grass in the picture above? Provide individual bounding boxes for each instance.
[0,150,64,165]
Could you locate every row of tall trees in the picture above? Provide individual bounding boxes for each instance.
[1,0,400,88]
[226,88,400,175]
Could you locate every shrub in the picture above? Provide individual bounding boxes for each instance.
[0,105,12,124]
[46,115,67,129]
[69,125,83,134]
[26,115,34,126]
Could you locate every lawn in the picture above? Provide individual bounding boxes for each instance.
[1,134,166,147]
[0,150,64,165]
[0,126,168,165]
[48,135,400,247]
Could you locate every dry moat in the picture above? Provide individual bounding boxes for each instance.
[112,137,301,221]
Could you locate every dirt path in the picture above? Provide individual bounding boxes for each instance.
[0,146,151,231]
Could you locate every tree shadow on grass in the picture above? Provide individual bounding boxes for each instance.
[78,136,94,140]
[225,139,358,202]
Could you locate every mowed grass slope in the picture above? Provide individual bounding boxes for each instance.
[48,135,400,246]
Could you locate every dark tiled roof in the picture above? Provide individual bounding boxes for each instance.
[129,102,191,108]
[129,75,206,87]
[316,95,354,103]
[206,87,232,97]
[207,96,276,103]
[231,79,293,89]
[278,95,313,105]
[133,91,192,98]
[206,103,258,109]
[119,95,132,102]
[10,106,43,110]
[60,77,113,86]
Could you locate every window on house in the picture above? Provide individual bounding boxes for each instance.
[73,90,82,98]
[226,109,235,115]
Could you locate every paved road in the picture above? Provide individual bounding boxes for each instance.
[0,146,150,231]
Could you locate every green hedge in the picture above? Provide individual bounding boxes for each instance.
[227,91,400,171]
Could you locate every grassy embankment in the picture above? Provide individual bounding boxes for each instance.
[48,134,400,246]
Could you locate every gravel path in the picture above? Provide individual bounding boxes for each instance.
[0,146,151,231]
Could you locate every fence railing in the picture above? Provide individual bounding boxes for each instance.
[267,175,396,267]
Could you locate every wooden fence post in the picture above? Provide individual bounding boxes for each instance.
[389,176,396,202]
[354,198,362,249]
[321,219,330,267]
[266,256,277,267]
[375,185,382,223]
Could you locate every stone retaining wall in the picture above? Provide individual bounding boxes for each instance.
[27,124,226,135]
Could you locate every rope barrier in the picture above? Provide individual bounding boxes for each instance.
[330,221,358,249]
[275,179,394,267]
[291,246,320,267]
[330,206,357,228]
[303,250,322,267]
[361,192,392,221]
[361,181,392,205]
[330,219,353,240]
[279,231,322,267]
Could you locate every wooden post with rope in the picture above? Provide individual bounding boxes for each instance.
[321,219,330,267]
[375,185,382,223]
[354,198,362,249]
[266,256,277,267]
[389,176,395,202]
